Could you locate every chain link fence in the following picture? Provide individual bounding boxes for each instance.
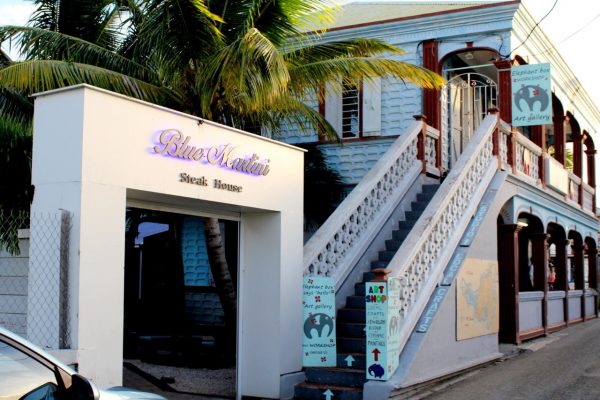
[0,210,72,349]
[0,211,30,336]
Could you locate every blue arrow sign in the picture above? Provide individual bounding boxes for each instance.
[323,389,334,400]
[344,355,355,367]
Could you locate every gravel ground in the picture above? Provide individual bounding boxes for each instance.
[125,359,235,398]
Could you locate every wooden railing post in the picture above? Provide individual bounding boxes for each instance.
[488,107,501,170]
[414,114,428,174]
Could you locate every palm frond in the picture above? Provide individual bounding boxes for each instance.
[0,60,177,105]
[0,89,34,128]
[285,38,406,64]
[289,57,445,93]
[0,26,157,82]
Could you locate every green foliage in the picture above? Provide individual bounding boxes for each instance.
[0,0,444,250]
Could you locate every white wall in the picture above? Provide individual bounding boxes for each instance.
[30,85,304,398]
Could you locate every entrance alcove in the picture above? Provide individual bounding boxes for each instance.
[27,84,305,399]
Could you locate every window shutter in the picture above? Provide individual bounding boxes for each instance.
[325,81,343,137]
[362,77,382,137]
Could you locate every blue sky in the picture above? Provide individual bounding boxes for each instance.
[0,0,599,108]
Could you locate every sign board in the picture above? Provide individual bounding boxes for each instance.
[365,278,401,380]
[302,277,336,366]
[511,63,552,127]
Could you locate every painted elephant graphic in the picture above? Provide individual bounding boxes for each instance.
[514,84,549,113]
[368,363,385,379]
[303,313,334,339]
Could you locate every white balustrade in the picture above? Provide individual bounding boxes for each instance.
[568,172,581,204]
[387,114,499,350]
[425,125,440,176]
[499,120,511,170]
[303,121,424,280]
[514,131,541,182]
[582,182,595,213]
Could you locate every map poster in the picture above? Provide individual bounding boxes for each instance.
[456,259,500,341]
[302,277,336,366]
[511,63,552,127]
[366,282,387,380]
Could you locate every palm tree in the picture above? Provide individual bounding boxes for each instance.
[0,0,444,337]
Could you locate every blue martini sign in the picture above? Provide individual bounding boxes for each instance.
[511,63,552,127]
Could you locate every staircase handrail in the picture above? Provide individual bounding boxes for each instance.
[387,113,499,351]
[304,121,424,280]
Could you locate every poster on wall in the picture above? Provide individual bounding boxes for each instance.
[511,63,552,127]
[365,278,401,381]
[456,258,500,341]
[302,277,336,366]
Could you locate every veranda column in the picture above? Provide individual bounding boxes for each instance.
[494,60,514,168]
[572,242,585,321]
[585,146,596,213]
[531,125,547,187]
[553,113,566,165]
[573,128,584,207]
[587,246,598,315]
[532,233,550,334]
[554,239,570,325]
[498,224,522,344]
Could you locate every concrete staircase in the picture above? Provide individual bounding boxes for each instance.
[294,184,440,400]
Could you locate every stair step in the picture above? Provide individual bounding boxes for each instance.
[417,192,435,202]
[411,200,428,212]
[392,228,411,241]
[338,336,366,353]
[345,296,366,309]
[337,353,366,369]
[378,250,396,261]
[294,382,362,400]
[422,184,439,193]
[338,308,365,323]
[337,322,366,338]
[370,260,389,270]
[398,220,415,229]
[385,239,402,252]
[405,210,422,221]
[362,271,375,282]
[354,282,365,296]
[305,367,367,388]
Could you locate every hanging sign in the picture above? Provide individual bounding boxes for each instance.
[302,277,336,366]
[365,278,401,381]
[511,63,552,127]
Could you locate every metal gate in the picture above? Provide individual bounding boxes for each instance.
[441,72,497,170]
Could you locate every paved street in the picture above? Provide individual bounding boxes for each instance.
[426,318,600,400]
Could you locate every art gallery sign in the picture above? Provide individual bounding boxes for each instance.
[511,63,552,127]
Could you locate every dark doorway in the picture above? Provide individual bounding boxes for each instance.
[123,208,238,396]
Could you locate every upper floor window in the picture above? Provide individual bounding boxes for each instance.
[322,77,381,140]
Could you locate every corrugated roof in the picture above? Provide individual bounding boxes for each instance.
[310,1,514,31]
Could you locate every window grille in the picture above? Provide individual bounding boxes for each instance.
[341,81,360,138]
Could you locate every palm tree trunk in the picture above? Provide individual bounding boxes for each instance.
[204,216,237,327]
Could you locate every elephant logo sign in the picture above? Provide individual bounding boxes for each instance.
[368,363,385,379]
[303,313,334,339]
[514,84,549,113]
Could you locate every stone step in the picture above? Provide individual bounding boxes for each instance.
[422,184,439,193]
[385,239,402,252]
[337,322,366,338]
[392,228,411,241]
[405,210,423,221]
[362,271,376,282]
[345,295,366,309]
[417,192,435,202]
[411,200,428,212]
[370,260,389,270]
[337,336,366,353]
[354,282,365,296]
[398,220,416,230]
[378,250,396,261]
[305,367,367,388]
[294,382,362,400]
[338,308,365,323]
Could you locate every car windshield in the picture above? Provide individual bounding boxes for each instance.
[0,339,59,399]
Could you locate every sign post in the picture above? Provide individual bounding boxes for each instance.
[365,276,401,380]
[302,277,336,366]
